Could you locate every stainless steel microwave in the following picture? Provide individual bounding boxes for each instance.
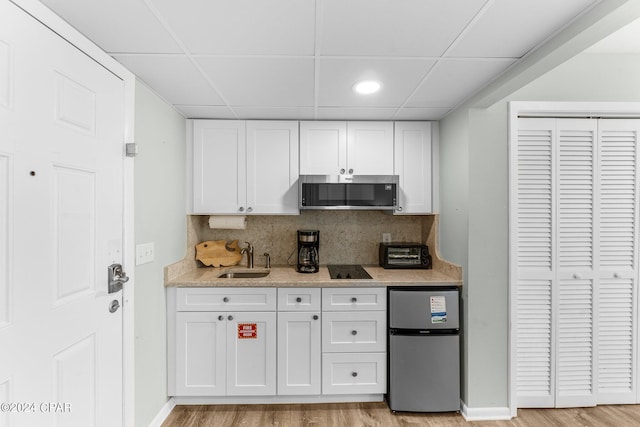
[299,175,398,210]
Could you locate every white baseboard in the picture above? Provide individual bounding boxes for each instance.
[148,398,176,427]
[460,401,512,421]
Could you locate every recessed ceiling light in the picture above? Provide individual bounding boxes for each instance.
[353,80,381,95]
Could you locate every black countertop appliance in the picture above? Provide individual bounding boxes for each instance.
[297,230,319,273]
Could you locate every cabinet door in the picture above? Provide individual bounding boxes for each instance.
[175,312,227,396]
[192,120,246,214]
[347,122,394,175]
[277,312,322,395]
[226,312,277,396]
[299,121,347,175]
[246,121,299,214]
[394,122,433,214]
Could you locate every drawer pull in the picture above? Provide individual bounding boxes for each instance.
[313,315,319,320]
[228,315,233,321]
[223,297,229,303]
[296,297,302,303]
[218,315,224,321]
[351,372,358,377]
[351,297,358,303]
[351,330,358,336]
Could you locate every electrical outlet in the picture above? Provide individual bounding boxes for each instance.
[382,233,392,243]
[136,242,155,265]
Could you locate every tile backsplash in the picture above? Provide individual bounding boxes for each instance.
[190,211,433,267]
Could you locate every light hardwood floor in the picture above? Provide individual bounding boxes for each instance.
[161,402,640,427]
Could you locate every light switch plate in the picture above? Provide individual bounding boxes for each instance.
[382,233,392,243]
[136,242,155,265]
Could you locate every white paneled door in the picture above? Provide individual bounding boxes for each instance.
[0,2,126,426]
[513,117,640,409]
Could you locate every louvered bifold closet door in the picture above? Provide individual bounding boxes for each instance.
[555,119,598,408]
[596,119,640,404]
[515,118,556,408]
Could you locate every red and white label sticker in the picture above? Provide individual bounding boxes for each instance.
[238,323,257,339]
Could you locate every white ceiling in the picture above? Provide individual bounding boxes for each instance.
[40,0,604,121]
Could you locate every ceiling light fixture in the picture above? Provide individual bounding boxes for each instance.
[353,80,381,95]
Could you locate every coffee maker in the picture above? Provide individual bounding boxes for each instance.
[297,230,319,273]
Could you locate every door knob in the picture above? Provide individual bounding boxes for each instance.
[109,299,120,313]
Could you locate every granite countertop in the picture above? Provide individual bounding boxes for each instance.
[165,265,462,288]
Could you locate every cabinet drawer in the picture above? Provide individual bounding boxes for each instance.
[176,287,276,311]
[322,287,386,311]
[322,352,386,395]
[278,288,321,311]
[322,311,386,352]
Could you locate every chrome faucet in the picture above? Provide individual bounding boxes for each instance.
[241,241,254,268]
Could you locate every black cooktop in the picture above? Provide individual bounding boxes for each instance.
[327,264,372,280]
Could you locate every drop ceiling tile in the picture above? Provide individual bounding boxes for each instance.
[394,108,452,121]
[113,55,225,105]
[233,107,315,120]
[316,108,398,121]
[151,0,315,55]
[196,57,314,107]
[40,0,182,53]
[320,0,485,57]
[176,105,237,119]
[448,0,598,58]
[318,58,436,108]
[406,59,515,108]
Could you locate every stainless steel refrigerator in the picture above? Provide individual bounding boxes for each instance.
[387,287,460,412]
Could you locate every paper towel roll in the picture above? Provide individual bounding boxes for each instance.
[208,215,247,230]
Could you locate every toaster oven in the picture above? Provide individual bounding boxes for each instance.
[379,243,432,269]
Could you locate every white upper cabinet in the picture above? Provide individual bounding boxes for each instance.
[246,121,299,214]
[300,121,393,175]
[189,120,299,215]
[394,121,436,214]
[191,120,246,214]
[347,122,394,175]
[299,121,347,175]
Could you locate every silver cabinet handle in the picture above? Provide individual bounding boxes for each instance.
[296,297,302,303]
[340,169,345,174]
[223,297,229,303]
[397,206,403,212]
[228,315,233,321]
[351,330,358,336]
[351,372,358,377]
[218,315,224,321]
[351,297,358,303]
[313,315,319,320]
[348,168,353,174]
[573,273,581,279]
[238,207,245,212]
[247,207,253,213]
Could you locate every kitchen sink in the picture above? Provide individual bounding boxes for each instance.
[217,271,270,279]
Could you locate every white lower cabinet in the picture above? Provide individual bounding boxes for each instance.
[172,288,277,397]
[170,286,387,401]
[277,288,321,395]
[321,288,387,395]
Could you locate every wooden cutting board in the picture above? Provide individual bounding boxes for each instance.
[196,240,243,267]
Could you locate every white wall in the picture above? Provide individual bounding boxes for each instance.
[133,82,186,427]
[440,52,640,410]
